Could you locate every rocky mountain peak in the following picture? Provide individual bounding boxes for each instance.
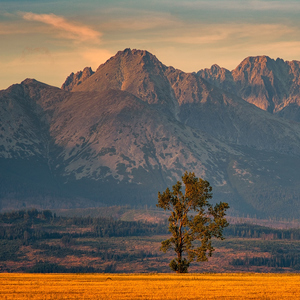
[114,48,153,59]
[19,78,52,93]
[95,48,163,72]
[197,55,300,116]
[201,64,232,78]
[64,49,177,114]
[21,78,40,85]
[231,56,291,111]
[232,56,267,81]
[61,67,94,91]
[232,55,276,79]
[197,64,235,93]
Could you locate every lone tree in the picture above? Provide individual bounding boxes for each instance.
[157,172,229,273]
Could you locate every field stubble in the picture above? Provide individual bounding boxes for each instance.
[0,273,299,299]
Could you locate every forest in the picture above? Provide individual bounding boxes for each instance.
[0,208,168,240]
[1,209,300,272]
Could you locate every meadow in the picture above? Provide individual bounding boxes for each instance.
[1,273,300,299]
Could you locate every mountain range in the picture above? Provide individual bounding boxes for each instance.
[1,48,300,218]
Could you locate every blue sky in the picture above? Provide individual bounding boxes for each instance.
[1,0,300,89]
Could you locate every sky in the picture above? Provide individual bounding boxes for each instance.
[1,0,300,90]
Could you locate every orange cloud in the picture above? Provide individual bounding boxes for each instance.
[22,12,101,43]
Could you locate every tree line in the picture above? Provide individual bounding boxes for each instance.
[0,209,168,242]
[224,223,300,240]
[1,209,300,243]
[230,254,300,270]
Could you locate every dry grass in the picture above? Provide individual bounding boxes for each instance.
[1,273,300,299]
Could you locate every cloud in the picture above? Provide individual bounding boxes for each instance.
[164,23,296,45]
[171,0,300,11]
[22,12,101,43]
[105,16,177,31]
[101,9,178,31]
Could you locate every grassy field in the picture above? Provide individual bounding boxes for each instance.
[1,273,300,299]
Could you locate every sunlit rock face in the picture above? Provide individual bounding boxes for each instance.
[61,67,94,92]
[1,49,300,218]
[198,55,300,120]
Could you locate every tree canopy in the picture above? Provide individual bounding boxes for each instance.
[157,171,229,273]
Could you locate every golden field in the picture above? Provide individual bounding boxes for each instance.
[0,273,299,299]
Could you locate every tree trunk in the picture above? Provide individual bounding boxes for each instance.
[177,250,182,273]
[177,219,184,273]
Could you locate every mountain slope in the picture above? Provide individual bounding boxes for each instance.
[0,79,237,209]
[165,67,300,155]
[1,49,300,218]
[63,49,300,155]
